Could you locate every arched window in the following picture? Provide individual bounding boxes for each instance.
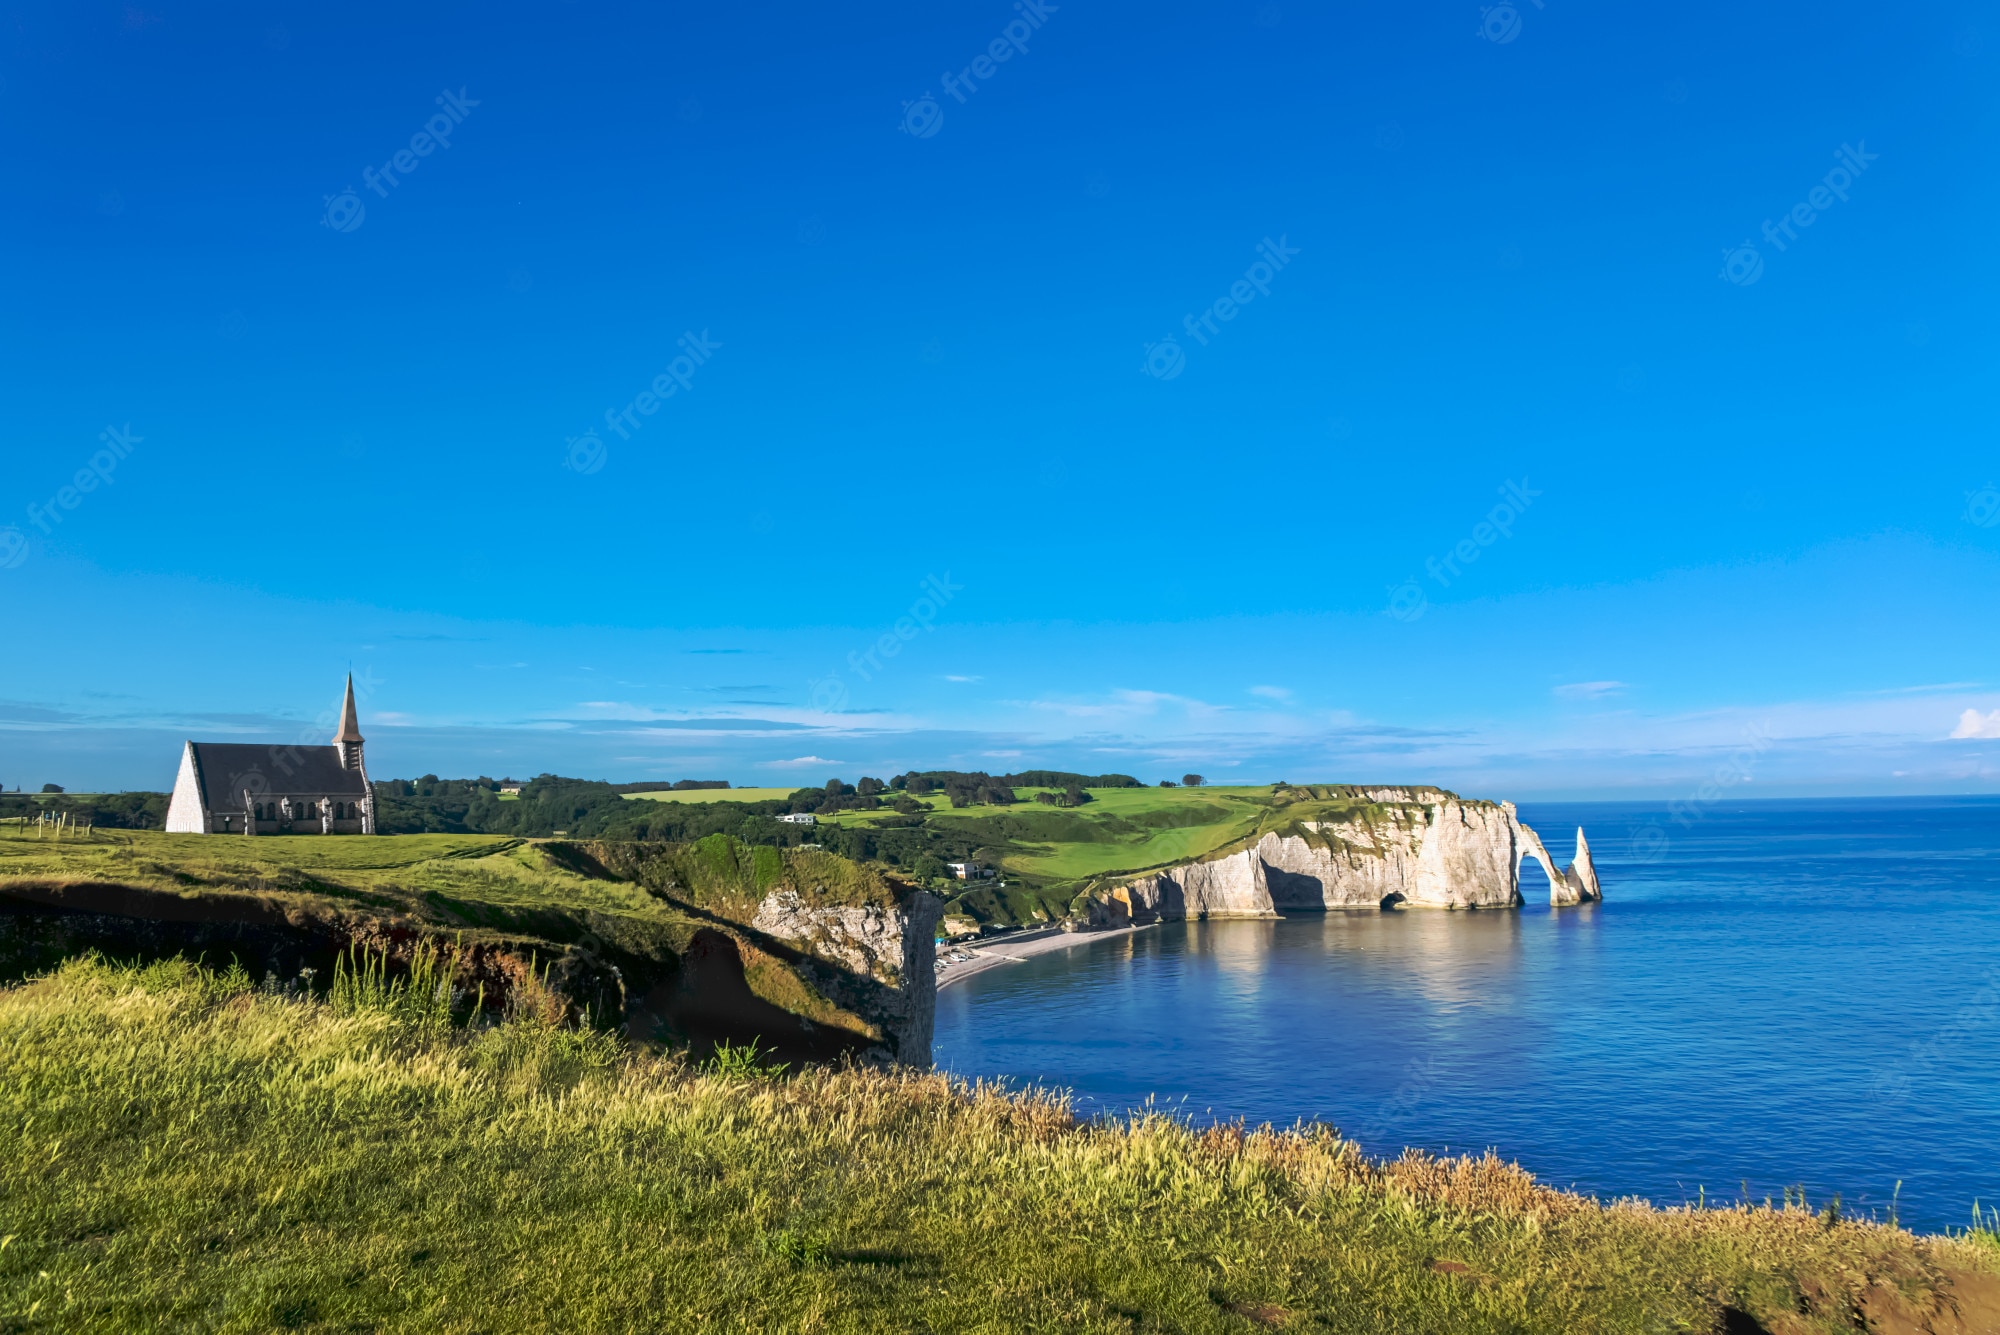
[254,803,265,820]
[334,802,346,820]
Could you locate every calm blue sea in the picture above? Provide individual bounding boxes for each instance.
[934,798,2000,1234]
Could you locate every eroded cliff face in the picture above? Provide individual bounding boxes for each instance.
[751,888,943,1066]
[1086,796,1600,926]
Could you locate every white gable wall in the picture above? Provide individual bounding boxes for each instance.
[164,743,208,833]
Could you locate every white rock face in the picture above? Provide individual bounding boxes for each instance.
[751,888,943,1065]
[1087,796,1601,924]
[1559,826,1602,904]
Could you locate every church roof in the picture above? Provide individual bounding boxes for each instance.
[335,675,364,744]
[187,742,368,810]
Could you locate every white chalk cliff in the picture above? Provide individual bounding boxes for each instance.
[1085,791,1601,926]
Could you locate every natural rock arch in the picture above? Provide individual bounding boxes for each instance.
[1516,822,1602,907]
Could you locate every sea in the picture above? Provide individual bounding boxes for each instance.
[933,797,2000,1234]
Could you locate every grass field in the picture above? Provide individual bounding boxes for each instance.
[0,826,658,922]
[0,828,917,1055]
[2,954,1994,1334]
[620,787,800,804]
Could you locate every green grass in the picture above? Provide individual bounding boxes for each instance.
[0,829,917,1051]
[1,955,1992,1334]
[0,826,663,921]
[620,787,800,804]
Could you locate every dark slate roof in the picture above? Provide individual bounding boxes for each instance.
[188,742,368,810]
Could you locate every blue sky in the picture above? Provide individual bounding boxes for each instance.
[2,0,1997,798]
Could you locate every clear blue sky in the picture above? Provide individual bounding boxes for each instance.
[3,0,1997,798]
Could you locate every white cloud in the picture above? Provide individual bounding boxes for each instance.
[1249,685,1292,701]
[763,755,842,767]
[1950,709,2000,740]
[1553,681,1627,700]
[943,674,982,683]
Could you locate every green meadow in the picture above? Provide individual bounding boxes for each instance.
[2,955,1993,1334]
[620,787,802,804]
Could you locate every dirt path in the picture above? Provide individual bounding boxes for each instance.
[935,923,1155,990]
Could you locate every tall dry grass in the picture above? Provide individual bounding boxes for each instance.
[0,956,1990,1333]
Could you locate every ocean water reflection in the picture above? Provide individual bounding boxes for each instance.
[933,798,2000,1233]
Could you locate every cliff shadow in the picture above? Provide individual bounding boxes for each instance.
[629,926,877,1067]
[629,888,936,1065]
[1264,865,1329,910]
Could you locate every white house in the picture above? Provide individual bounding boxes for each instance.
[778,812,816,825]
[946,862,993,880]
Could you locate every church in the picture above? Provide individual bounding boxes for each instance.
[165,676,378,835]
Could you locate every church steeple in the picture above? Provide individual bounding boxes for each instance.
[334,674,365,770]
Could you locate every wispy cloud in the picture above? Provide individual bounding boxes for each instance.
[1865,682,1987,697]
[1554,680,1627,700]
[1025,689,1230,722]
[1950,709,2000,740]
[764,754,841,768]
[1249,685,1292,701]
[943,674,982,683]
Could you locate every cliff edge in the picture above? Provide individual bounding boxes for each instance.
[1083,790,1601,925]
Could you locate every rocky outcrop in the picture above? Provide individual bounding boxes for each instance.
[1555,827,1601,906]
[751,888,943,1066]
[1085,796,1601,926]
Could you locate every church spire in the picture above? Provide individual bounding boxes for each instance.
[334,674,364,769]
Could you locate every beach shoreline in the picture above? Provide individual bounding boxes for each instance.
[935,923,1155,990]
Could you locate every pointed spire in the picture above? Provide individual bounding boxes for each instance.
[334,674,364,744]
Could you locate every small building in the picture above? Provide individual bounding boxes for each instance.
[946,861,993,880]
[164,676,377,836]
[500,785,523,796]
[777,812,816,826]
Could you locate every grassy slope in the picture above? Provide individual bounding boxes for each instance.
[620,787,801,804]
[2,957,1994,1335]
[0,829,910,1045]
[0,828,647,916]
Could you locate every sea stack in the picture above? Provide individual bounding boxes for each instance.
[1558,827,1603,905]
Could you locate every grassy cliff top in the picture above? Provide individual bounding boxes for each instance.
[0,828,910,923]
[0,829,921,1051]
[3,955,1993,1334]
[812,784,1473,927]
